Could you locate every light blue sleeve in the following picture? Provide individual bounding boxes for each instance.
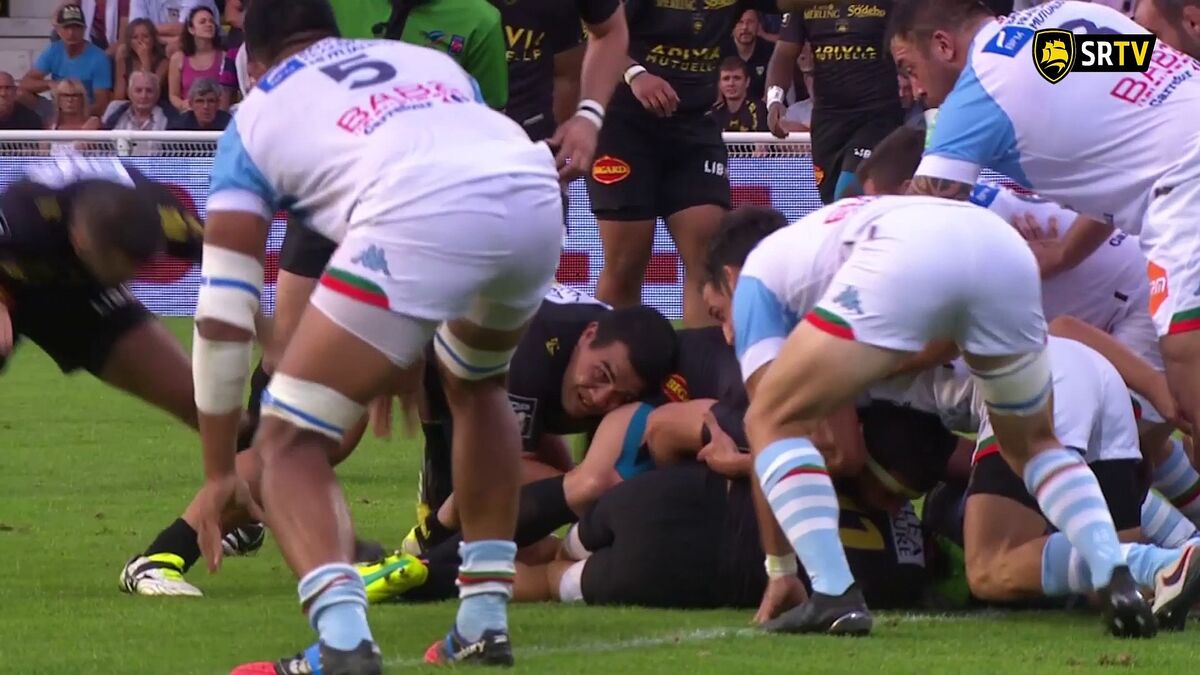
[208,119,278,217]
[926,60,1030,186]
[733,275,799,381]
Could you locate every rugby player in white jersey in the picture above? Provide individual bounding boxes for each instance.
[887,0,1200,508]
[188,0,565,672]
[731,195,1155,637]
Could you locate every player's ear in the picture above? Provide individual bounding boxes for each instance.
[1185,6,1200,39]
[721,265,740,294]
[930,29,956,63]
[581,321,599,344]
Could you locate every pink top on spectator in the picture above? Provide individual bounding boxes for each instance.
[181,52,221,96]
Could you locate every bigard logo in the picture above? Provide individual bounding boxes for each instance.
[1033,29,1155,84]
[592,155,631,185]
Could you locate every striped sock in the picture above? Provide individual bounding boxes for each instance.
[1122,542,1182,587]
[1023,450,1124,589]
[755,437,854,596]
[1142,491,1198,548]
[1042,534,1180,594]
[299,563,373,651]
[1041,532,1093,596]
[456,540,516,642]
[1153,438,1200,525]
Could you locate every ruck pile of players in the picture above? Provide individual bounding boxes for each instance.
[3,0,1200,673]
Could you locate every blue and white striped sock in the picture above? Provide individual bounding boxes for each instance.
[1153,437,1200,524]
[755,437,854,596]
[1024,450,1124,589]
[299,563,374,651]
[1042,533,1181,594]
[1142,491,1197,548]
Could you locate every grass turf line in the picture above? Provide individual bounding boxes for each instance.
[1,317,1197,674]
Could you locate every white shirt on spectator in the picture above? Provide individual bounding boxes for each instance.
[129,0,218,26]
[80,0,123,48]
[784,99,812,128]
[103,99,169,131]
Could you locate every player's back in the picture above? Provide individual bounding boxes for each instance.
[937,1,1200,230]
[228,37,557,243]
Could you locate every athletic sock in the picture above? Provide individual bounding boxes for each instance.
[143,518,202,572]
[832,170,861,200]
[455,540,516,642]
[1041,532,1094,596]
[1122,542,1183,587]
[1142,491,1197,548]
[299,563,373,651]
[1023,449,1124,589]
[514,475,576,548]
[1152,437,1200,524]
[754,437,854,597]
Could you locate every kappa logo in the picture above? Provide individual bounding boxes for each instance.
[351,245,391,277]
[1149,261,1168,316]
[833,286,863,315]
[592,155,631,185]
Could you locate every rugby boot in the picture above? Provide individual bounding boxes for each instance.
[231,640,382,675]
[1153,542,1200,631]
[425,628,514,667]
[1101,565,1157,638]
[761,584,873,636]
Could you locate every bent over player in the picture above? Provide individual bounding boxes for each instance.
[190,1,566,672]
[734,196,1154,637]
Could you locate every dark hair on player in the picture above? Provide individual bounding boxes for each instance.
[244,0,340,65]
[1153,0,1199,20]
[856,126,925,194]
[719,55,751,78]
[886,0,994,49]
[859,400,958,495]
[703,206,788,292]
[592,305,678,393]
[72,180,165,263]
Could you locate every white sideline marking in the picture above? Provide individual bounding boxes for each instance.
[386,612,1008,668]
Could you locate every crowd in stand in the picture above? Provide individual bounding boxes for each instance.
[0,0,241,134]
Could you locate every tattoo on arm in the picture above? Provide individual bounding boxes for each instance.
[908,175,974,201]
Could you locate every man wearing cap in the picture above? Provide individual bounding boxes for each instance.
[21,3,113,118]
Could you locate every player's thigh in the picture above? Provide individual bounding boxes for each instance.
[747,322,907,442]
[809,109,856,204]
[839,111,903,180]
[99,316,196,425]
[665,204,725,269]
[587,111,661,223]
[661,114,730,219]
[1143,139,1200,339]
[963,457,1050,596]
[598,219,655,274]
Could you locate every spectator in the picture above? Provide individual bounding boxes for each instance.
[168,5,225,112]
[167,77,229,129]
[82,0,131,52]
[219,0,247,103]
[114,18,169,105]
[780,45,814,132]
[722,9,773,100]
[129,0,219,46]
[48,78,102,130]
[708,57,767,132]
[21,4,114,119]
[102,71,170,131]
[0,72,45,130]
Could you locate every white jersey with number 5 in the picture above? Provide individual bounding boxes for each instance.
[207,38,557,242]
[918,1,1200,233]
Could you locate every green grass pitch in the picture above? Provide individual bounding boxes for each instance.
[1,318,1198,673]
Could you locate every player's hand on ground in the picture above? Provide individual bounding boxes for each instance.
[767,102,788,139]
[194,473,265,574]
[550,116,599,182]
[630,73,680,117]
[0,300,11,358]
[753,574,808,625]
[697,410,746,477]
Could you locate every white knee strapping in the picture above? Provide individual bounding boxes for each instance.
[195,245,263,333]
[970,349,1053,417]
[260,373,365,441]
[433,324,516,381]
[562,524,593,561]
[558,560,587,603]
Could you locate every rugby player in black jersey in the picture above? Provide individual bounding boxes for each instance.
[0,159,201,423]
[588,0,778,327]
[764,3,903,203]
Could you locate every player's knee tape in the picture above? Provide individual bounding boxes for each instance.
[260,373,364,441]
[558,560,587,603]
[562,524,593,562]
[970,349,1053,417]
[433,324,516,381]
